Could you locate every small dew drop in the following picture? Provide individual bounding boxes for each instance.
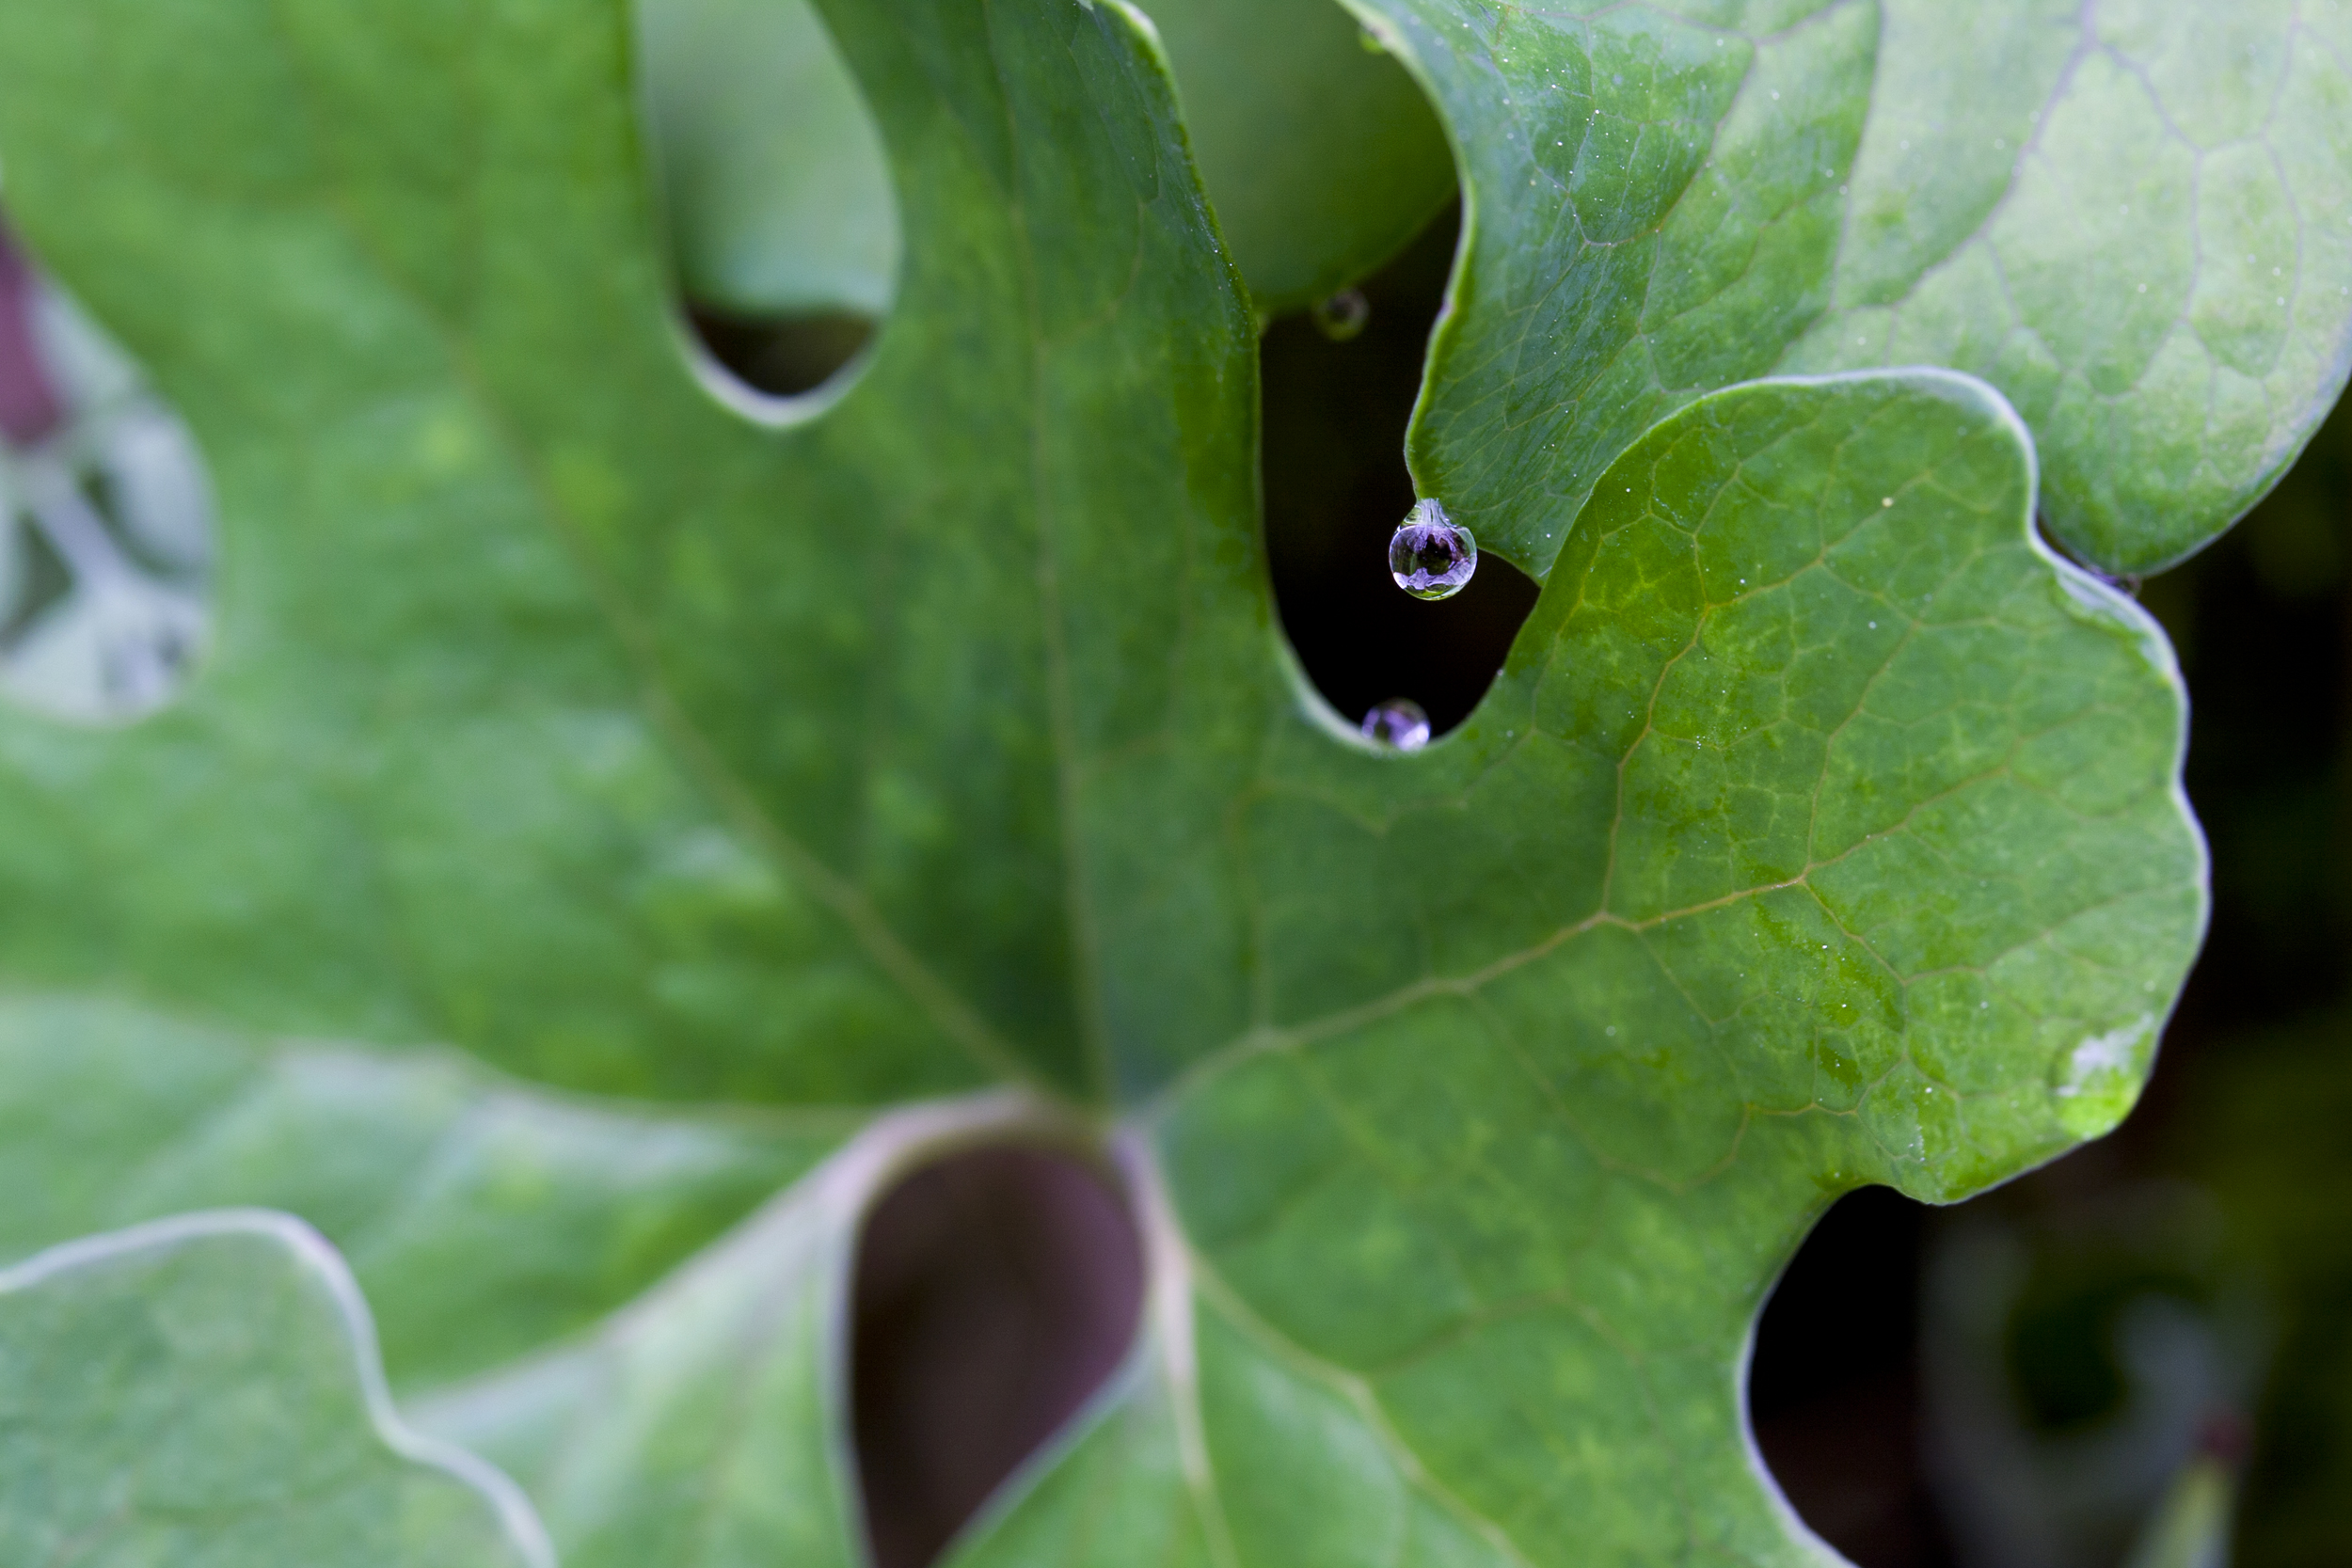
[1361,698,1431,752]
[1867,620,1877,628]
[1310,288,1371,341]
[1881,497,1893,507]
[1389,499,1478,600]
[1605,1025,1617,1037]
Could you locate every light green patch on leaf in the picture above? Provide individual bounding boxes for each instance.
[1368,0,2352,576]
[0,997,856,1390]
[2050,1010,2159,1138]
[638,0,899,317]
[0,1212,550,1567]
[0,0,2223,1562]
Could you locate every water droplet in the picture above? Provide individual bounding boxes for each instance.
[1389,499,1477,600]
[1360,698,1431,752]
[1311,288,1371,341]
[1881,497,1893,507]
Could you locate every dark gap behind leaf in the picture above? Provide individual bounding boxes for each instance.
[851,1143,1145,1568]
[686,306,875,399]
[1261,201,1536,736]
[1749,1186,1959,1568]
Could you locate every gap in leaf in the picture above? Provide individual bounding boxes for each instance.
[851,1141,1146,1568]
[1748,1185,1958,1568]
[1261,200,1538,739]
[636,0,902,419]
[684,305,877,400]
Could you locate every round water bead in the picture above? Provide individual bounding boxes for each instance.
[1388,499,1476,600]
[1310,288,1371,341]
[1360,698,1431,752]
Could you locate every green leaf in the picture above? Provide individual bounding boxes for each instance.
[0,0,994,1103]
[0,1211,549,1566]
[0,997,855,1390]
[636,0,1455,319]
[433,371,2201,1568]
[0,0,2222,1562]
[1366,0,2352,576]
[639,0,899,317]
[1144,0,1456,311]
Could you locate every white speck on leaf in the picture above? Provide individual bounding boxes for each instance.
[2058,1017,2153,1099]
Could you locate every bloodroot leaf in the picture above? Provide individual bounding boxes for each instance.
[0,1,2215,1566]
[0,1212,549,1567]
[1366,0,2352,577]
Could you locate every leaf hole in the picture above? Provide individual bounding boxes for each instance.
[1748,1186,1953,1566]
[0,220,215,726]
[637,0,901,419]
[1262,201,1537,740]
[684,305,879,401]
[850,1139,1146,1568]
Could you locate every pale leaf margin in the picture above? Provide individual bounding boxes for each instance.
[0,1208,558,1568]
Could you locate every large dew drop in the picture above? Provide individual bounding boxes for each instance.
[1388,499,1475,600]
[1359,698,1430,752]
